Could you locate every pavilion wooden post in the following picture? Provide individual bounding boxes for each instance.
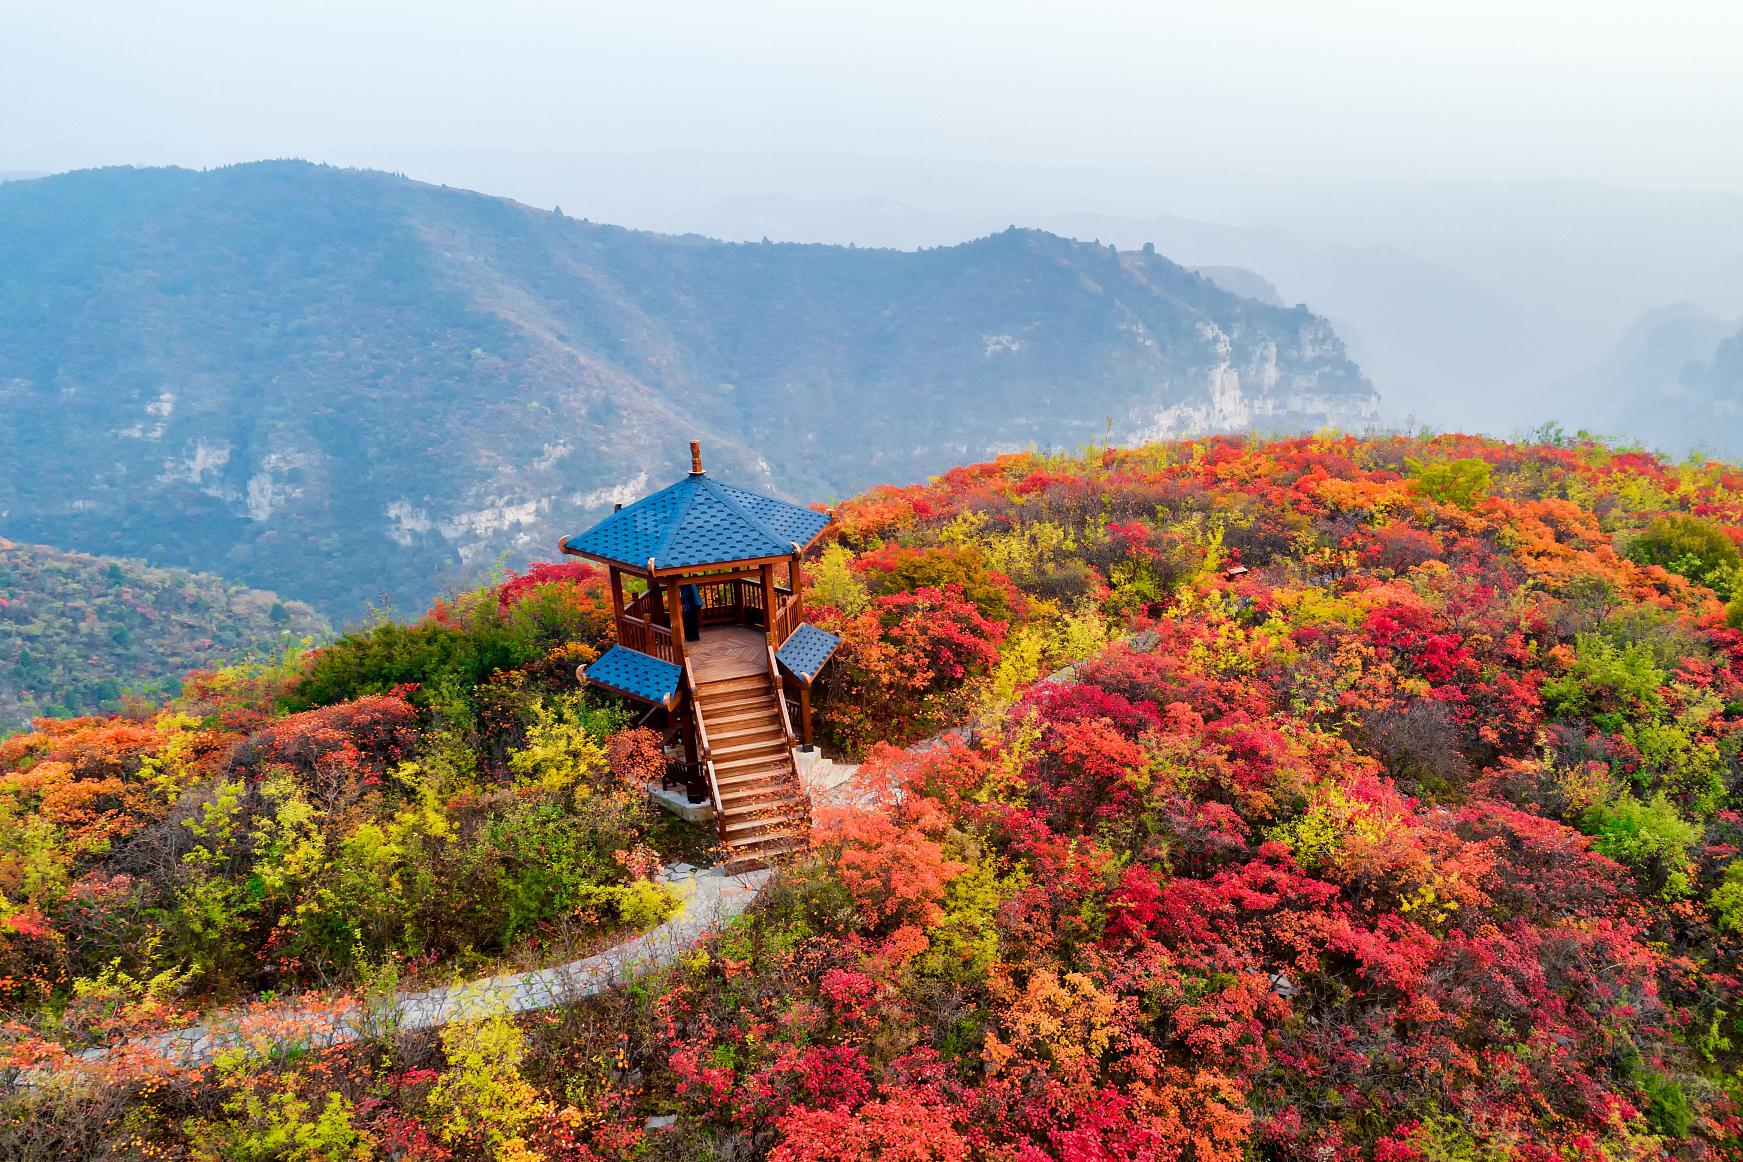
[799,684,813,748]
[663,572,688,668]
[759,562,776,648]
[607,566,625,642]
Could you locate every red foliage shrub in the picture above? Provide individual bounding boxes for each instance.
[229,692,419,800]
[606,726,665,787]
[493,560,600,611]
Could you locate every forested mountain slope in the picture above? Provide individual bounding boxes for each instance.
[0,162,1376,617]
[0,539,325,729]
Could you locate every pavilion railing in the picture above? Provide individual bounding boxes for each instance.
[772,589,803,646]
[693,577,803,640]
[618,590,677,663]
[616,577,803,662]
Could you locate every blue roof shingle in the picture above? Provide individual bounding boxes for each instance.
[564,472,829,572]
[776,622,842,684]
[583,645,682,706]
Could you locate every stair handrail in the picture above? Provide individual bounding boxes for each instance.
[684,659,725,821]
[683,658,713,762]
[767,645,798,749]
[704,757,723,821]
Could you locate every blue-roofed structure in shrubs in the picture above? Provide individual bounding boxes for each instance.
[564,443,843,819]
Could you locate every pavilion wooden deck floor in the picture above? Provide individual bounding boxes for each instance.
[689,625,769,682]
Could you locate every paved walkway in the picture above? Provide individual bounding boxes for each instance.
[71,865,768,1074]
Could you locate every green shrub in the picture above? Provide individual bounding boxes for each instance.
[1625,514,1742,596]
[807,541,870,615]
[1710,861,1743,934]
[1638,1066,1695,1138]
[185,1074,372,1161]
[859,543,1016,623]
[1406,456,1492,510]
[478,794,649,943]
[286,585,605,712]
[1581,792,1698,898]
[1541,633,1665,726]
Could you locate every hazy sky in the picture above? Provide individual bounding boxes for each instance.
[5,0,1743,191]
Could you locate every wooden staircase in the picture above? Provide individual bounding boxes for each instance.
[694,671,810,867]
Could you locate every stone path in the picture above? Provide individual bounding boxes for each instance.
[72,865,769,1074]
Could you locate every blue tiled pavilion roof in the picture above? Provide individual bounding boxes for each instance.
[583,645,682,707]
[776,622,842,684]
[564,472,829,572]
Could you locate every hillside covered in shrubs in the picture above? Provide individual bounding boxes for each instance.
[0,540,327,730]
[6,432,1743,1159]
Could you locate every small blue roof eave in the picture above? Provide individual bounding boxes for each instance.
[582,645,683,708]
[561,468,829,574]
[776,622,842,685]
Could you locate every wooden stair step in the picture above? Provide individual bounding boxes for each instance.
[698,675,768,695]
[720,795,801,814]
[701,692,775,715]
[722,815,804,839]
[714,764,793,784]
[725,834,808,857]
[714,740,789,760]
[707,712,778,734]
[712,721,786,743]
[714,763,792,783]
[714,749,792,770]
[722,815,807,839]
[711,731,787,749]
[715,766,794,788]
[722,838,808,872]
[719,780,798,802]
[718,839,805,867]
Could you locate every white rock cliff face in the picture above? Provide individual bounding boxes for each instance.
[1129,318,1380,442]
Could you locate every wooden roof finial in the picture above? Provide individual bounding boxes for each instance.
[689,440,704,475]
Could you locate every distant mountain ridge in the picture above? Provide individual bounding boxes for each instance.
[0,161,1377,616]
[1556,304,1743,456]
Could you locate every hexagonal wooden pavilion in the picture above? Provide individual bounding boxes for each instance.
[559,442,840,862]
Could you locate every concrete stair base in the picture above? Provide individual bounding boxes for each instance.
[647,781,715,823]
